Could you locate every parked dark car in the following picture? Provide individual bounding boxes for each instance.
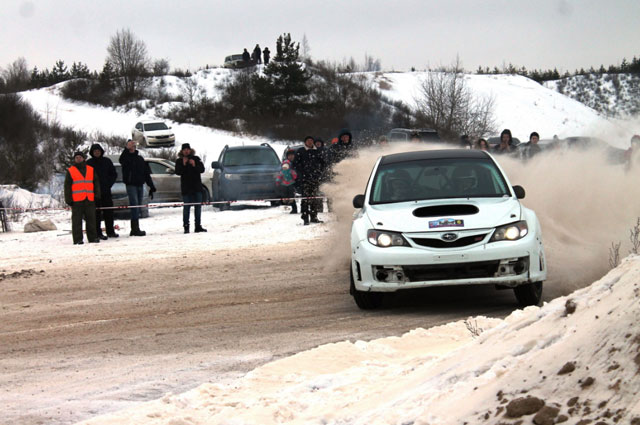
[387,128,441,143]
[211,144,282,210]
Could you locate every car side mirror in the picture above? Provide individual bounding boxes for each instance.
[353,194,365,209]
[512,185,525,199]
[211,161,221,169]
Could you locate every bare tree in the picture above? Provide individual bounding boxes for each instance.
[152,58,170,76]
[363,53,381,72]
[106,28,150,98]
[300,34,311,62]
[1,57,30,92]
[415,57,496,141]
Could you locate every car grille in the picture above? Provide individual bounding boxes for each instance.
[410,234,487,248]
[154,135,170,139]
[402,260,500,281]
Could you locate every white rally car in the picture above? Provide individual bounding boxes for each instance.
[350,149,546,309]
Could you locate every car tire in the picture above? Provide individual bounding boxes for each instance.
[270,200,282,207]
[350,267,384,310]
[513,281,543,307]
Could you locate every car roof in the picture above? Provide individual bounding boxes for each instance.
[226,145,273,151]
[138,119,166,124]
[379,149,490,165]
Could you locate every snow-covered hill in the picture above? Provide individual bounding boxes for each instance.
[544,73,640,119]
[21,69,640,158]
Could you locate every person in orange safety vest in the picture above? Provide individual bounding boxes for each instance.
[64,151,101,245]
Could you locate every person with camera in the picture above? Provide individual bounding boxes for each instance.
[175,143,207,234]
[118,139,156,236]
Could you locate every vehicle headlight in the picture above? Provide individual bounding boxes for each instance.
[224,173,242,180]
[367,230,410,247]
[490,221,528,242]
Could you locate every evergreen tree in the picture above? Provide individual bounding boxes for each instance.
[50,60,69,83]
[70,62,91,79]
[252,33,311,119]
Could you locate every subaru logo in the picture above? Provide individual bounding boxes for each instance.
[441,233,458,242]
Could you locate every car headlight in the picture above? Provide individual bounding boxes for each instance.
[490,221,528,242]
[224,173,242,180]
[367,230,410,247]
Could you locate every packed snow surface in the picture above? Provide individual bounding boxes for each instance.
[80,256,640,424]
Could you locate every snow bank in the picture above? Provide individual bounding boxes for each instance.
[80,256,640,424]
[0,184,61,211]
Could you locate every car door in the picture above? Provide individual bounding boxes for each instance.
[132,122,144,141]
[146,159,182,202]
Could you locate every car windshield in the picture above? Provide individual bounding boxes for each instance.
[223,149,279,166]
[369,158,510,204]
[143,122,169,131]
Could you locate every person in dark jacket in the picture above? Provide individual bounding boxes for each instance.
[494,129,515,155]
[252,44,262,64]
[64,151,101,245]
[175,143,207,234]
[87,143,118,239]
[263,47,271,65]
[522,131,542,159]
[293,136,325,225]
[119,139,156,236]
[329,129,356,168]
[242,48,250,64]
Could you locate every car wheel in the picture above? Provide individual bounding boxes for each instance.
[350,266,384,310]
[270,200,282,207]
[513,281,543,307]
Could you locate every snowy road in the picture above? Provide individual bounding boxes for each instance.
[0,207,521,425]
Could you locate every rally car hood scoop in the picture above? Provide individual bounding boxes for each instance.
[412,204,479,217]
[366,198,521,232]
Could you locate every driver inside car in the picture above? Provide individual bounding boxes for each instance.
[385,169,413,201]
[451,166,478,194]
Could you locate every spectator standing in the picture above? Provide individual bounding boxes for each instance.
[494,129,514,155]
[523,131,542,159]
[175,143,207,234]
[293,136,325,225]
[329,129,356,167]
[242,48,250,64]
[475,138,489,151]
[64,151,101,245]
[87,143,118,239]
[625,135,640,170]
[276,149,298,214]
[263,47,271,65]
[119,139,156,237]
[252,44,262,64]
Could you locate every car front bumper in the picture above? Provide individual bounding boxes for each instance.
[351,234,546,292]
[146,136,176,147]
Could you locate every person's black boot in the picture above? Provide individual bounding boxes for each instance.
[184,224,190,234]
[130,219,146,236]
[310,214,323,224]
[194,224,207,233]
[97,232,108,241]
[290,202,298,214]
[302,214,309,226]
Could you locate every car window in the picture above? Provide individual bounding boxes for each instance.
[223,149,279,166]
[135,123,143,130]
[147,161,173,174]
[370,158,510,204]
[143,122,169,131]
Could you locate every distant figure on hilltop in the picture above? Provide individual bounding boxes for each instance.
[242,48,250,64]
[252,44,262,64]
[263,47,271,65]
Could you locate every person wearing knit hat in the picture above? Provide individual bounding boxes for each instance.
[64,150,101,244]
[175,143,207,234]
[87,143,119,239]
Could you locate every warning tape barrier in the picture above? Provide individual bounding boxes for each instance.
[0,196,327,212]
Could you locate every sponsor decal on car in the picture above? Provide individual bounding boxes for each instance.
[429,218,464,229]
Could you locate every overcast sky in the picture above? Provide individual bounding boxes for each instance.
[3,0,639,74]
